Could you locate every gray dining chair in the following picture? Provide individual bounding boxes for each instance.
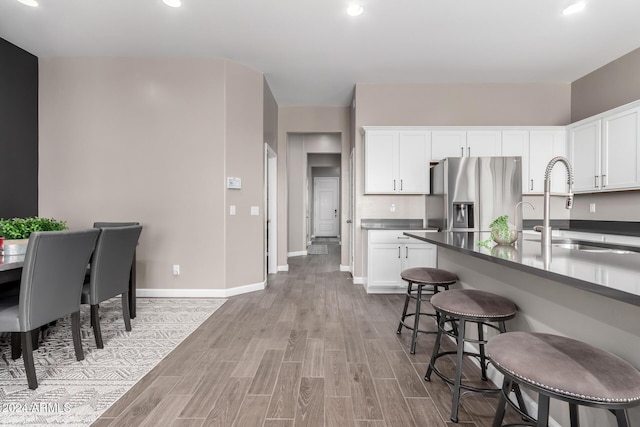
[0,229,100,389]
[92,222,140,318]
[81,224,142,349]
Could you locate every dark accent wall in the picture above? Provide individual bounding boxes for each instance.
[0,38,38,219]
[571,47,640,122]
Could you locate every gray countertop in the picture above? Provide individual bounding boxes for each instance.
[361,218,437,230]
[404,231,640,307]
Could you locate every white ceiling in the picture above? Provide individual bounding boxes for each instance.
[1,0,640,106]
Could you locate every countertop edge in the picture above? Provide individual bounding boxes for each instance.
[404,231,640,307]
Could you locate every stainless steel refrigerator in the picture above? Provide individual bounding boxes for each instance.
[426,157,523,232]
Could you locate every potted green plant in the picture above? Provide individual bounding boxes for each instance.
[0,217,68,255]
[489,215,517,245]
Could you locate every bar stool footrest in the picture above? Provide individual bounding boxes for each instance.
[426,350,500,394]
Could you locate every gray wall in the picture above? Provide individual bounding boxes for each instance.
[571,47,640,122]
[39,58,265,293]
[0,37,38,219]
[263,78,278,153]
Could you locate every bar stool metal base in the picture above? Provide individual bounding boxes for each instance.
[423,289,524,423]
[425,315,525,422]
[396,267,457,355]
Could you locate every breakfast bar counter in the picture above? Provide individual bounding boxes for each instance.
[403,231,640,425]
[404,231,640,307]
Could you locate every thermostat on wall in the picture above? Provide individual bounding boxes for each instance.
[227,177,242,189]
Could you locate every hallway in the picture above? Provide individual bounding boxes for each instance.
[95,242,518,426]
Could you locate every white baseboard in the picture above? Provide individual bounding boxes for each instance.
[352,276,365,285]
[288,251,307,257]
[277,264,289,272]
[365,285,406,294]
[339,265,351,272]
[137,280,266,299]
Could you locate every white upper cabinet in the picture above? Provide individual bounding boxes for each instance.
[501,129,567,194]
[466,130,502,157]
[528,130,568,194]
[431,130,501,160]
[364,128,430,194]
[398,131,431,193]
[569,119,601,192]
[364,129,397,193]
[431,130,467,160]
[569,103,640,193]
[602,107,640,190]
[501,130,530,194]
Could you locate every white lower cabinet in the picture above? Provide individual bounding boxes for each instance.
[366,230,437,293]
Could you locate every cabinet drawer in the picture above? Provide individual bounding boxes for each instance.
[369,230,417,243]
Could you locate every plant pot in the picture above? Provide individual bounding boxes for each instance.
[2,238,29,256]
[491,224,518,246]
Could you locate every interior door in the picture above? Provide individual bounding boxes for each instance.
[314,177,340,237]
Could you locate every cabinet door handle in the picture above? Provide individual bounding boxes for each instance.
[405,246,408,258]
[467,147,471,157]
[530,179,533,191]
[461,147,464,157]
[400,179,403,191]
[602,174,607,188]
[595,175,599,188]
[398,246,401,258]
[393,179,396,191]
[397,236,410,239]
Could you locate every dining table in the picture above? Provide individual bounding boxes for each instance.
[0,245,138,318]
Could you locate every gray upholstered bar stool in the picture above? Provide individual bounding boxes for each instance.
[396,267,458,354]
[424,288,526,423]
[487,332,640,427]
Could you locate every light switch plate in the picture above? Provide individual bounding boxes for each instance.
[251,206,259,215]
[227,177,241,189]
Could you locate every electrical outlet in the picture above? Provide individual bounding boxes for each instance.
[589,203,596,213]
[390,203,396,212]
[230,205,236,215]
[172,264,180,276]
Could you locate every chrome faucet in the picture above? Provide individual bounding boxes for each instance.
[541,156,574,248]
[514,201,535,231]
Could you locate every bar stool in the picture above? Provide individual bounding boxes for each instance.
[396,267,458,354]
[424,288,526,423]
[487,332,640,427]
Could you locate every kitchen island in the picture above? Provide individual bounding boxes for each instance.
[405,231,640,427]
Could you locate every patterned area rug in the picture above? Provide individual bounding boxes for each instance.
[0,297,226,426]
[307,244,328,255]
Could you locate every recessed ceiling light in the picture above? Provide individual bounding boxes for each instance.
[347,3,364,17]
[562,2,585,15]
[162,0,182,8]
[17,0,38,7]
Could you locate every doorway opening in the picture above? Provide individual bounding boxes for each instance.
[265,144,277,276]
[287,133,341,258]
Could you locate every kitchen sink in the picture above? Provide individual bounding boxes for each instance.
[551,242,633,254]
[525,238,638,254]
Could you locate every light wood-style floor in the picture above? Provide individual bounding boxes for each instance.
[94,242,521,427]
